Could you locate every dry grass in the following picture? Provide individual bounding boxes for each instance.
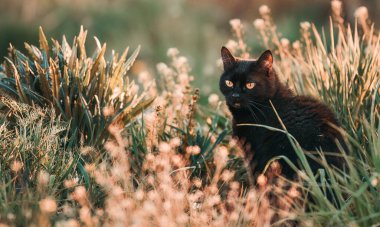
[0,1,379,226]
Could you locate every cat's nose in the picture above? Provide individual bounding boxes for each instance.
[231,93,241,108]
[232,93,240,99]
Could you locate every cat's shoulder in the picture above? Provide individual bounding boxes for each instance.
[273,94,323,109]
[291,95,326,107]
[286,95,339,122]
[293,95,334,111]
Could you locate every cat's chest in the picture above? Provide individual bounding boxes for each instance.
[232,118,277,149]
[231,103,293,148]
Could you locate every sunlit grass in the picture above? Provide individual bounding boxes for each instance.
[0,1,379,226]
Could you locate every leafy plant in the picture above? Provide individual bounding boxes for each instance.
[0,27,154,147]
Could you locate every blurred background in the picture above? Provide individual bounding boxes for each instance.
[0,0,378,97]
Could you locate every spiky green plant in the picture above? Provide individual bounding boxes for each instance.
[0,27,153,147]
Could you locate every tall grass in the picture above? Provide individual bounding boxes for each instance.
[225,2,380,225]
[0,1,379,226]
[0,97,80,226]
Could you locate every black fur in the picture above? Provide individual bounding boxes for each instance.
[219,47,346,181]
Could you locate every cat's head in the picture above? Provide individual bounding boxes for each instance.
[219,47,278,109]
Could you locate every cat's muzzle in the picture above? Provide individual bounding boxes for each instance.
[230,93,242,108]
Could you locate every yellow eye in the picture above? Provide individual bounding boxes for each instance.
[246,82,255,89]
[225,80,233,87]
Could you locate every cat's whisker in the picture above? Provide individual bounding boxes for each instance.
[248,100,271,109]
[247,106,259,122]
[248,102,267,120]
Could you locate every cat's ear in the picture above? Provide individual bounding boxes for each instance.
[221,46,236,71]
[257,50,273,71]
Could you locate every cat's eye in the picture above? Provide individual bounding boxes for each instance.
[246,82,255,89]
[225,80,234,87]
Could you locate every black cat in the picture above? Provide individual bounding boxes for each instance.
[219,47,346,181]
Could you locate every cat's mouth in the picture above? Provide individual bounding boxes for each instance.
[232,102,241,108]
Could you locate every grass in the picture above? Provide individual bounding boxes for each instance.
[0,2,379,226]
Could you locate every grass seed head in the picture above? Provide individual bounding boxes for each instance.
[39,198,57,214]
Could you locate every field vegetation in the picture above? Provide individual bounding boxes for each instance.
[0,1,379,226]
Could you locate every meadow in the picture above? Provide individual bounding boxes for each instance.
[0,2,379,226]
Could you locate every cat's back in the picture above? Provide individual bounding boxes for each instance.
[280,95,339,125]
[272,95,342,147]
